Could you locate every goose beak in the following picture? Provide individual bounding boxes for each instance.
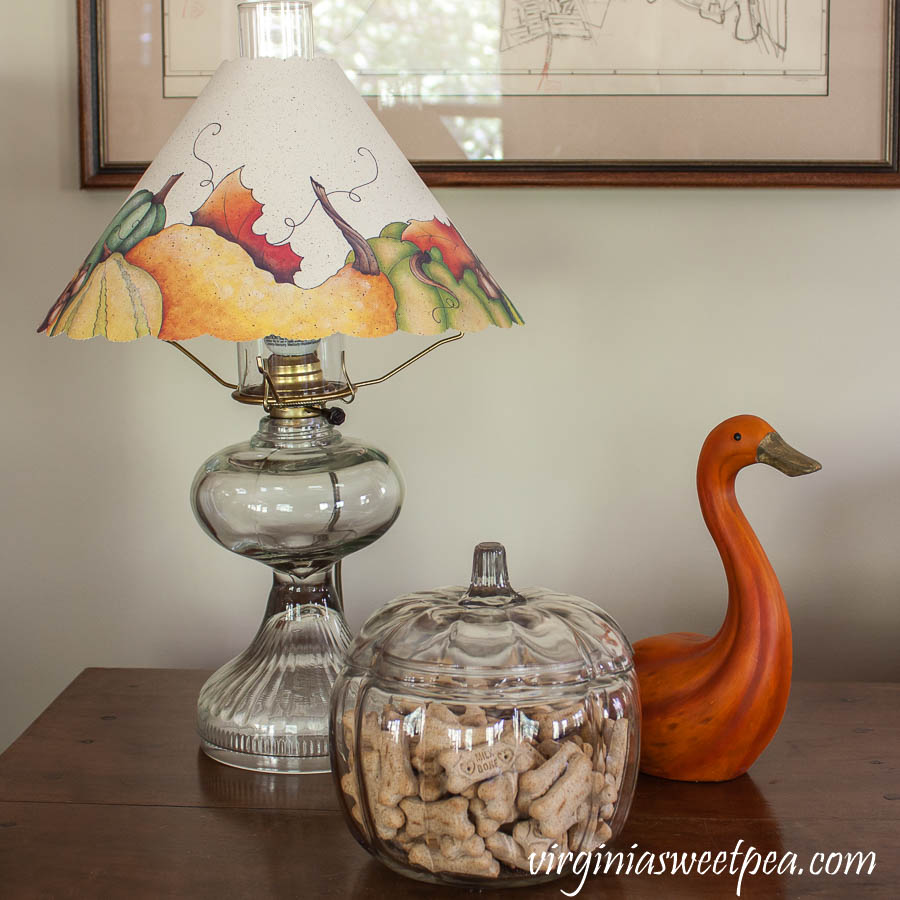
[757,432,822,477]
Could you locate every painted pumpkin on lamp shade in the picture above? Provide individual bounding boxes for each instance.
[38,169,523,343]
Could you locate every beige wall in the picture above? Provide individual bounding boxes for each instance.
[1,4,898,752]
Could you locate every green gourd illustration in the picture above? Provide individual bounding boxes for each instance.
[38,174,182,335]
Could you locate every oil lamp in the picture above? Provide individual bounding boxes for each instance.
[38,1,522,773]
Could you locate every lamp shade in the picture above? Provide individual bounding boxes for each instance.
[39,58,522,342]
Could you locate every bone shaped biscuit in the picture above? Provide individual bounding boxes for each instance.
[408,843,500,878]
[602,718,614,746]
[342,709,381,752]
[411,754,442,776]
[516,741,581,815]
[537,739,561,759]
[439,833,485,860]
[399,796,475,841]
[439,739,536,794]
[418,771,447,802]
[569,800,590,849]
[485,832,532,872]
[412,717,494,767]
[535,703,585,742]
[513,818,568,861]
[468,797,501,838]
[569,808,612,853]
[476,770,518,824]
[606,718,628,785]
[599,771,618,806]
[358,748,407,840]
[529,752,593,841]
[377,730,418,807]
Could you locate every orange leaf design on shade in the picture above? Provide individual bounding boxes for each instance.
[191,168,302,283]
[401,218,477,282]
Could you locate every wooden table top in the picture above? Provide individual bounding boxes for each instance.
[0,670,897,898]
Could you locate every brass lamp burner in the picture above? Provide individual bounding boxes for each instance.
[257,352,331,420]
[166,331,464,421]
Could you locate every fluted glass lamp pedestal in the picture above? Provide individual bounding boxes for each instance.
[197,565,351,772]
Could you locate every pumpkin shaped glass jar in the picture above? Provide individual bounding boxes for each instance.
[330,543,640,887]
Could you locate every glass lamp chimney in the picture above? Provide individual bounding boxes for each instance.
[234,2,347,411]
[238,0,315,60]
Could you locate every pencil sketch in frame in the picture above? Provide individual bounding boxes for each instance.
[79,0,900,187]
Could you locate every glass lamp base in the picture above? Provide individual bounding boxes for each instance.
[191,410,404,774]
[196,570,351,774]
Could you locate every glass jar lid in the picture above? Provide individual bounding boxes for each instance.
[347,542,633,691]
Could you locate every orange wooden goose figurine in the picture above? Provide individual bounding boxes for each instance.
[634,415,821,782]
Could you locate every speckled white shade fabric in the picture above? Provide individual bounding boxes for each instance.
[39,57,522,342]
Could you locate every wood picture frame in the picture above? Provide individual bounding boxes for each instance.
[79,0,900,189]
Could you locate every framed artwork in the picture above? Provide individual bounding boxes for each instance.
[79,0,900,188]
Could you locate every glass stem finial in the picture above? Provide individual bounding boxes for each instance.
[462,542,523,604]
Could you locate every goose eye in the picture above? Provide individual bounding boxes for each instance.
[733,433,742,441]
